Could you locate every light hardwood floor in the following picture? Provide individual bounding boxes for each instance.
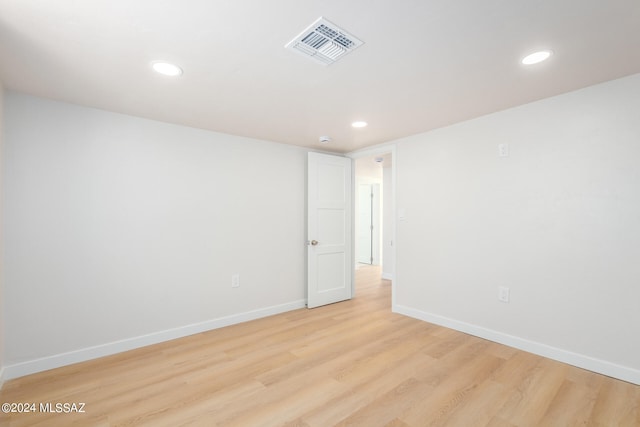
[1,265,638,426]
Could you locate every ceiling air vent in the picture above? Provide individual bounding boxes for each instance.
[285,17,364,65]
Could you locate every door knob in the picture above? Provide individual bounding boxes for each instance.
[310,240,319,246]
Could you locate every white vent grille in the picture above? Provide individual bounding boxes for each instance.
[285,17,364,65]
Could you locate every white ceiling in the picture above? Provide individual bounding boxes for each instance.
[1,1,639,153]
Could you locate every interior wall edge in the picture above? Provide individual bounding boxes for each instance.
[346,142,397,159]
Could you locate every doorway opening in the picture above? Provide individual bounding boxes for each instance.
[354,151,394,300]
[357,182,381,265]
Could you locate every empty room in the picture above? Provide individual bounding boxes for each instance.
[1,1,639,426]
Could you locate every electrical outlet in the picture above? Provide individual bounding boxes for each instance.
[498,143,509,157]
[232,273,240,288]
[498,286,510,303]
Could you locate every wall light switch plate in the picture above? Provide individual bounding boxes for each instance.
[498,286,510,303]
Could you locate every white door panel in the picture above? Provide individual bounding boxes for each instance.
[307,152,352,308]
[357,184,373,264]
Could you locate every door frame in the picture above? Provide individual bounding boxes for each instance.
[347,144,397,305]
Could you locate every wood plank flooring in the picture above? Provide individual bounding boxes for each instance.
[1,265,638,426]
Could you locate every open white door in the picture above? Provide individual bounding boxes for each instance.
[307,152,352,308]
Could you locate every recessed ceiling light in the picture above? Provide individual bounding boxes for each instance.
[521,50,553,65]
[151,61,183,76]
[351,121,368,128]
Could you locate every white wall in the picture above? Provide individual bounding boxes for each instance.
[0,81,5,387]
[2,93,308,378]
[394,73,640,384]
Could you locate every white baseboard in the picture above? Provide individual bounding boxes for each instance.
[393,304,640,386]
[381,272,393,280]
[3,299,306,381]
